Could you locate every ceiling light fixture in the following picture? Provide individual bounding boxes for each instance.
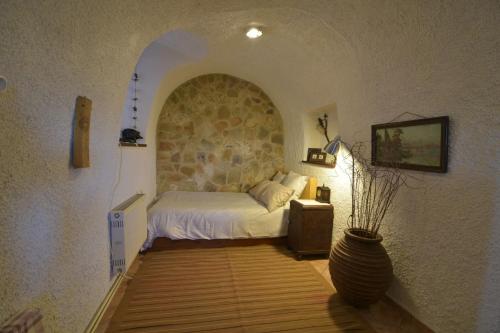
[246,27,263,39]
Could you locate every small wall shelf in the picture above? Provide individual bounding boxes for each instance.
[119,142,147,147]
[301,160,336,168]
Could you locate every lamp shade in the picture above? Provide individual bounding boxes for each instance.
[324,135,342,155]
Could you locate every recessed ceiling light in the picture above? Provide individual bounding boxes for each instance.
[246,27,263,39]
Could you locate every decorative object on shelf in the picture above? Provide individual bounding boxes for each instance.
[305,147,336,167]
[325,154,336,166]
[72,96,92,168]
[131,72,140,129]
[309,151,327,164]
[317,120,338,166]
[317,113,330,144]
[120,128,143,144]
[315,185,331,203]
[120,72,144,144]
[307,148,322,162]
[371,116,449,173]
[326,136,407,307]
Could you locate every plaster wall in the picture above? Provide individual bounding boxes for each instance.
[292,3,500,333]
[112,31,208,208]
[0,1,498,332]
[120,30,207,137]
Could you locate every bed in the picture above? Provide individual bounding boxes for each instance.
[143,177,317,249]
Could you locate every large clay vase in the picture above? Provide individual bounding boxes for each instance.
[329,228,393,307]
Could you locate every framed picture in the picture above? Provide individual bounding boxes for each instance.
[309,151,327,164]
[307,148,322,162]
[371,116,449,173]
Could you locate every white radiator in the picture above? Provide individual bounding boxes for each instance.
[109,193,147,276]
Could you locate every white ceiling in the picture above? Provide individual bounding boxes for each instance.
[127,6,362,142]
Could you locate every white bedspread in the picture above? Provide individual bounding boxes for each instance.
[143,191,290,249]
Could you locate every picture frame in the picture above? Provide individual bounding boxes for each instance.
[309,151,327,164]
[371,116,449,173]
[307,148,322,162]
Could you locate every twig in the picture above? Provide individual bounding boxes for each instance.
[340,141,407,238]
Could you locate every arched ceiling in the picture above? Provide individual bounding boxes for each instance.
[121,6,362,144]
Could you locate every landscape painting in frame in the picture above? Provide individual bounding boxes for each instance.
[371,116,449,173]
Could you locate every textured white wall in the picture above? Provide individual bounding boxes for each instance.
[291,3,500,333]
[113,31,207,208]
[0,1,498,332]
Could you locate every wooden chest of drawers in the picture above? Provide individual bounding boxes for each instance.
[287,199,334,259]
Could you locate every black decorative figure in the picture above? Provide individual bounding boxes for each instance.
[318,113,330,144]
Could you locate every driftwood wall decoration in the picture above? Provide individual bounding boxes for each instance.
[72,96,92,168]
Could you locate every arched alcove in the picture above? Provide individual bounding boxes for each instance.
[119,30,208,142]
[156,74,284,193]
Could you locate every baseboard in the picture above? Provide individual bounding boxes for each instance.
[383,295,435,333]
[84,273,125,333]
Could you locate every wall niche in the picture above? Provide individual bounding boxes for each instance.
[157,74,284,194]
[302,103,339,157]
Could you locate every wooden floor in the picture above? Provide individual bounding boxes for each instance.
[96,238,433,333]
[104,238,374,333]
[308,259,434,333]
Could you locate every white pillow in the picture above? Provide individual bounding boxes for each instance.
[272,171,286,183]
[281,170,309,199]
[258,181,295,212]
[248,180,272,200]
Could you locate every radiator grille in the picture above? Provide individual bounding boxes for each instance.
[109,194,147,276]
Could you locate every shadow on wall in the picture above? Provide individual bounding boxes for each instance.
[157,73,284,194]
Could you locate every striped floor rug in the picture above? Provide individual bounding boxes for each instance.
[106,244,374,333]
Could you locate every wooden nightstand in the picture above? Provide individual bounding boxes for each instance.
[287,199,334,259]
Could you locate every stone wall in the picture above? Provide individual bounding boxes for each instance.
[157,74,284,194]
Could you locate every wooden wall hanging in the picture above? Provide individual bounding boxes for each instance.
[72,96,92,168]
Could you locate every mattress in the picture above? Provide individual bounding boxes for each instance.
[143,191,290,248]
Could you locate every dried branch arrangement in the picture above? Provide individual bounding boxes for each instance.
[341,142,407,238]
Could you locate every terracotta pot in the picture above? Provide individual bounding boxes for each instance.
[329,228,393,307]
